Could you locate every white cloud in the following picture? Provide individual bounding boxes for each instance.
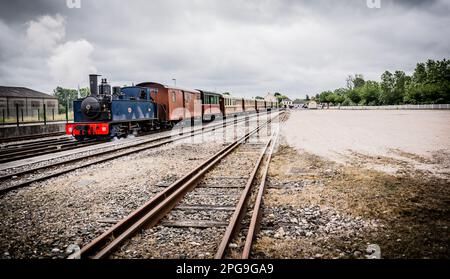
[0,14,96,92]
[26,14,65,52]
[48,39,97,88]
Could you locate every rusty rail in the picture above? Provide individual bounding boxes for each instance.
[214,134,272,258]
[215,130,279,259]
[80,114,280,259]
[242,130,279,258]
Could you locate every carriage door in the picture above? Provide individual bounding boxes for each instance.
[219,96,225,118]
[210,95,213,114]
[182,91,186,119]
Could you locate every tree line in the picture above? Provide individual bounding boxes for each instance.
[315,59,450,106]
[53,87,90,113]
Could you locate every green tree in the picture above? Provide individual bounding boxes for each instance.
[346,89,361,104]
[405,59,450,104]
[393,71,408,104]
[412,63,427,84]
[359,81,381,105]
[318,91,332,103]
[53,87,89,113]
[353,74,366,89]
[275,94,288,104]
[380,71,395,105]
[313,58,450,106]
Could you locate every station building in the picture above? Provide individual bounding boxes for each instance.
[0,86,59,119]
[281,97,293,107]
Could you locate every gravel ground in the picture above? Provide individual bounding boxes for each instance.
[111,133,273,259]
[0,136,153,176]
[253,135,449,259]
[0,113,280,259]
[0,142,225,259]
[250,110,449,259]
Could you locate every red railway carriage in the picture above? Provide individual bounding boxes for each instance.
[256,99,266,112]
[136,82,202,123]
[198,90,223,121]
[244,99,256,112]
[223,96,244,116]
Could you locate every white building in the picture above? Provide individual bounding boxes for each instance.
[308,100,318,109]
[281,97,293,107]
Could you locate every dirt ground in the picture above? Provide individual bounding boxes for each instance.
[283,110,450,178]
[254,110,450,259]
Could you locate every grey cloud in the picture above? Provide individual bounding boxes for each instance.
[0,0,61,23]
[0,0,449,98]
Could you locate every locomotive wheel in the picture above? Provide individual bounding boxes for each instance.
[75,136,85,142]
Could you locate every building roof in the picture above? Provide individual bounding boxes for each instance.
[0,86,57,99]
[282,97,292,102]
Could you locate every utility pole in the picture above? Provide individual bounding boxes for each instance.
[65,91,69,123]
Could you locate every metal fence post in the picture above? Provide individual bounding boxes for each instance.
[43,103,47,125]
[234,114,237,141]
[38,109,40,121]
[16,104,19,127]
[65,101,69,123]
[245,114,249,142]
[2,109,4,125]
[21,108,24,122]
[52,108,55,121]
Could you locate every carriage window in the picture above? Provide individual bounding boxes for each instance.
[172,91,176,103]
[140,90,147,100]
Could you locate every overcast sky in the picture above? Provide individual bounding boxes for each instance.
[0,0,449,99]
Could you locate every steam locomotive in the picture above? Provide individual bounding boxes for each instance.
[66,74,278,140]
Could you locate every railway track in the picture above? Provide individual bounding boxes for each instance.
[79,112,285,259]
[0,111,281,195]
[1,136,71,149]
[0,138,105,164]
[0,132,66,144]
[0,111,274,165]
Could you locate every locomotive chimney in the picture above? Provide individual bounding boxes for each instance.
[89,74,101,97]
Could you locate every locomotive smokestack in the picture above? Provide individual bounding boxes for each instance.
[89,74,101,97]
